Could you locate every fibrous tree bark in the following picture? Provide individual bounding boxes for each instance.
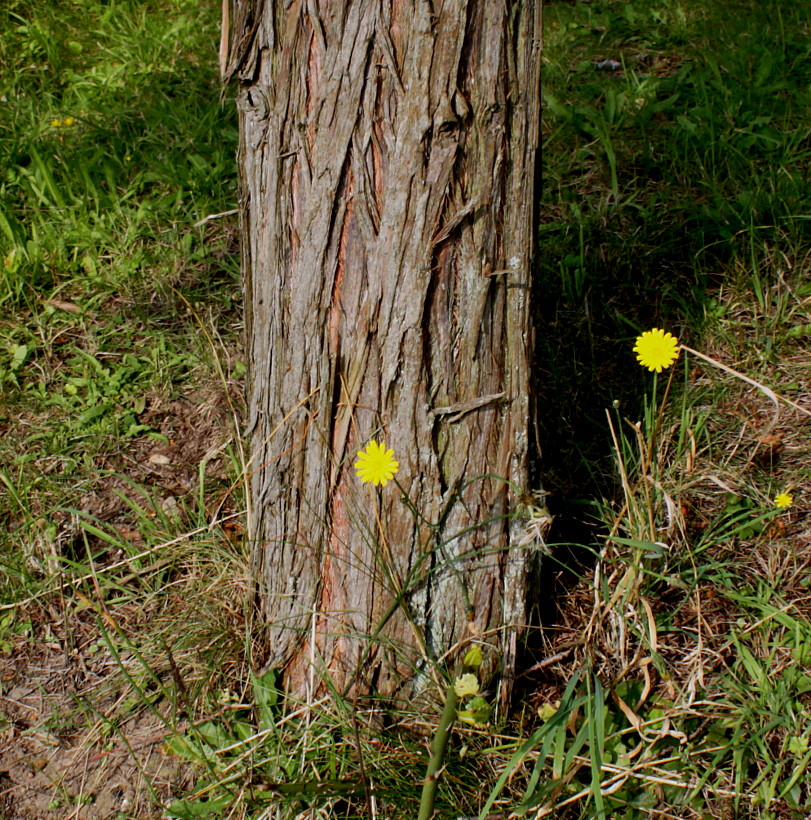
[223,0,542,703]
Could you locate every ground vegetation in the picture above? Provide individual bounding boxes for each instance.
[1,0,811,818]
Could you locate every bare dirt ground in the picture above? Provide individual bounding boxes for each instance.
[0,636,191,820]
[1,392,243,819]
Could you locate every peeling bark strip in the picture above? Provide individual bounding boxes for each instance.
[232,0,542,702]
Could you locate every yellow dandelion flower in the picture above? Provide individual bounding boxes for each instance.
[63,116,75,126]
[354,440,399,487]
[454,673,479,698]
[774,493,793,509]
[50,119,62,128]
[538,701,560,721]
[633,328,680,372]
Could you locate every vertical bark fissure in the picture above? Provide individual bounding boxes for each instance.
[236,0,541,701]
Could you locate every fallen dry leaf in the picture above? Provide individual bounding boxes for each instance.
[48,299,82,313]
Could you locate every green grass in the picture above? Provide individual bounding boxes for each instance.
[536,0,811,503]
[2,0,811,818]
[0,0,241,590]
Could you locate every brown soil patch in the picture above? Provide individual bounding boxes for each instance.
[0,627,191,820]
[77,388,239,525]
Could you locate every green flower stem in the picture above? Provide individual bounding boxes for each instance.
[418,678,459,820]
[641,365,677,540]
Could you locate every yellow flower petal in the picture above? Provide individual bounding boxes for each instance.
[774,493,793,509]
[633,328,680,372]
[454,673,479,698]
[354,440,399,487]
[538,701,560,721]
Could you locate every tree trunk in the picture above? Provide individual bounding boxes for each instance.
[224,0,542,704]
